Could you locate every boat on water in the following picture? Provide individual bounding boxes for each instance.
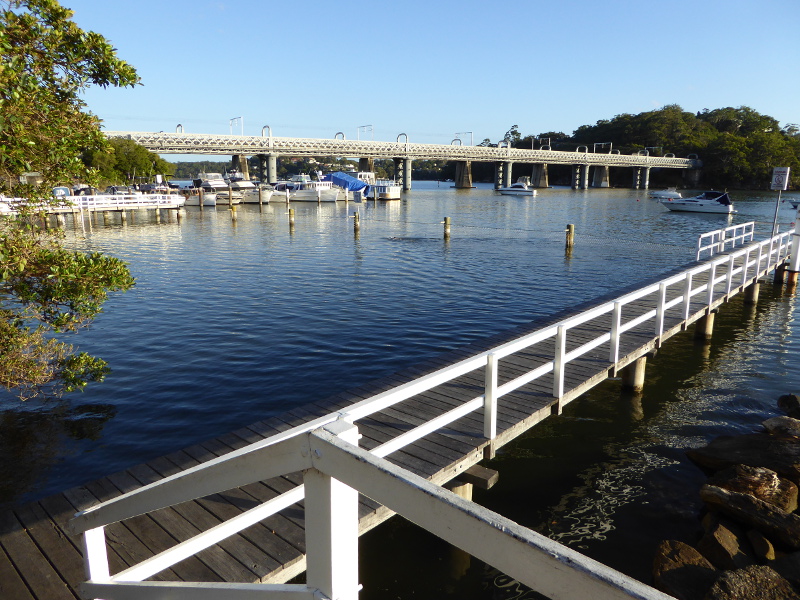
[498,177,537,196]
[272,174,340,202]
[649,187,682,199]
[182,188,217,206]
[659,191,736,214]
[789,199,799,210]
[365,179,402,200]
[240,186,274,203]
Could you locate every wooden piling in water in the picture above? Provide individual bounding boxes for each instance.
[620,355,647,392]
[694,310,716,341]
[443,216,451,239]
[566,224,575,248]
[744,280,760,305]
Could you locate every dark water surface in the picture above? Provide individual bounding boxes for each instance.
[2,183,798,595]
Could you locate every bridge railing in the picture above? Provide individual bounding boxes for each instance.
[0,193,184,214]
[696,222,755,260]
[68,229,795,600]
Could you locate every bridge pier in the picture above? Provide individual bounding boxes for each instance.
[592,165,610,188]
[232,154,250,180]
[395,158,412,191]
[632,167,650,189]
[694,310,716,340]
[454,161,473,189]
[530,163,549,188]
[359,157,374,173]
[571,164,589,189]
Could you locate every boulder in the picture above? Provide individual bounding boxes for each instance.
[763,416,800,439]
[707,464,798,513]
[686,434,800,485]
[778,394,800,419]
[697,517,755,570]
[747,529,777,563]
[700,485,800,550]
[652,539,718,600]
[771,552,800,588]
[704,565,799,599]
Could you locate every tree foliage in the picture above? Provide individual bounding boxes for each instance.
[0,0,138,398]
[82,138,173,185]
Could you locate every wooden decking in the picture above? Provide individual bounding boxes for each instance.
[0,250,788,600]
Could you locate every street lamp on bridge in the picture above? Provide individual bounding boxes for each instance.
[455,131,473,146]
[229,116,243,136]
[357,125,373,141]
[593,142,613,153]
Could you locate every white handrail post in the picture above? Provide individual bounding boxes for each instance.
[552,325,567,398]
[726,254,736,295]
[305,420,361,600]
[609,302,622,365]
[681,272,693,321]
[706,262,717,307]
[483,353,498,441]
[82,527,110,596]
[718,229,725,255]
[741,247,751,287]
[756,242,765,277]
[654,282,667,341]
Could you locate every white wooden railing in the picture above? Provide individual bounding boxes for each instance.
[0,194,185,215]
[696,222,755,260]
[68,229,795,600]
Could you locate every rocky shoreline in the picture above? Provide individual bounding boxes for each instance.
[653,394,800,599]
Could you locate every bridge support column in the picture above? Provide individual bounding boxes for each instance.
[493,163,504,189]
[503,161,513,188]
[531,163,549,188]
[359,157,374,173]
[592,165,610,188]
[620,356,647,392]
[632,167,651,189]
[267,154,278,184]
[683,168,702,188]
[571,165,589,189]
[396,158,412,191]
[454,161,473,189]
[232,154,250,180]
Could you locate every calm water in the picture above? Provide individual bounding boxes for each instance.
[2,183,798,594]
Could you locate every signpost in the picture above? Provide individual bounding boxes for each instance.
[771,166,790,237]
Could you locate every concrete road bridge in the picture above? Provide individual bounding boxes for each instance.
[105,130,702,191]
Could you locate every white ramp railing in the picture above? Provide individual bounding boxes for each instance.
[696,221,755,260]
[68,229,795,600]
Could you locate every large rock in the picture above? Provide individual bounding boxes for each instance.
[763,416,800,439]
[778,394,800,419]
[652,539,718,600]
[686,434,800,485]
[707,464,798,513]
[771,552,800,588]
[704,565,799,599]
[747,529,777,563]
[697,517,755,570]
[700,485,800,550]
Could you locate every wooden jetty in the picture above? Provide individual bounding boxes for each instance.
[0,227,797,600]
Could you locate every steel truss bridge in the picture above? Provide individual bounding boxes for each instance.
[106,131,700,169]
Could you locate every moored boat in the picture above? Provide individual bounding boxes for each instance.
[498,177,537,196]
[365,179,402,200]
[659,191,736,214]
[649,187,682,199]
[272,174,340,202]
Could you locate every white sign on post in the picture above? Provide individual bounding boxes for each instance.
[771,166,790,191]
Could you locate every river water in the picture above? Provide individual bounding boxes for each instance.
[2,182,799,596]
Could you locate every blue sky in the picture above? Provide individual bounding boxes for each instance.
[70,0,799,153]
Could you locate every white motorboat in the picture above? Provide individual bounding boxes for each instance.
[649,187,682,199]
[241,186,274,204]
[215,190,244,205]
[272,174,340,202]
[789,199,799,210]
[366,179,402,200]
[182,188,217,206]
[659,191,736,214]
[498,177,537,196]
